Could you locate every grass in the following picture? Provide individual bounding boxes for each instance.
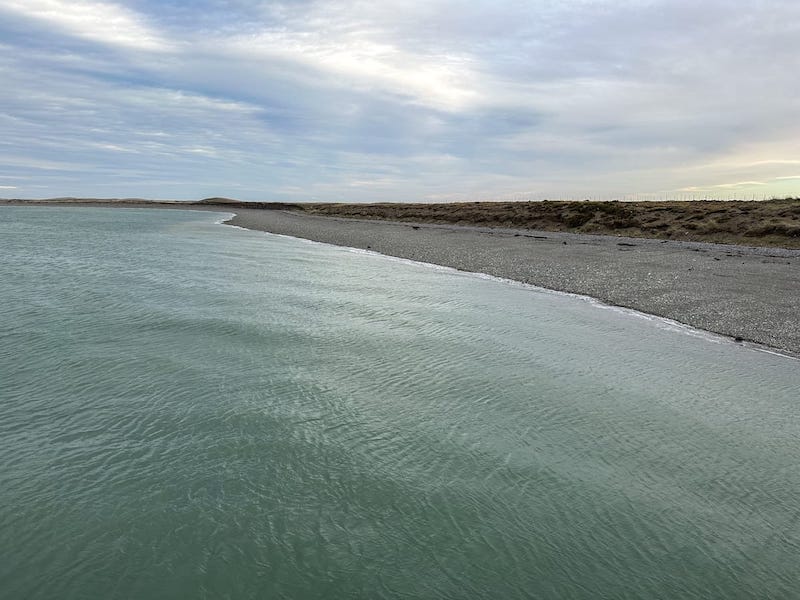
[294,198,800,249]
[5,196,799,249]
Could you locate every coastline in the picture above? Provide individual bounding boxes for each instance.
[3,201,799,357]
[224,209,800,357]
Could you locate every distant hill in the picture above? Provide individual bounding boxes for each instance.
[196,198,304,210]
[198,197,240,204]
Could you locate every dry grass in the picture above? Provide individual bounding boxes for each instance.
[296,198,800,248]
[6,196,799,248]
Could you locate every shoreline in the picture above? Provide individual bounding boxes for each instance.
[224,209,800,358]
[3,201,799,357]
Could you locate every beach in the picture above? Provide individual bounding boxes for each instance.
[3,200,799,356]
[226,208,800,357]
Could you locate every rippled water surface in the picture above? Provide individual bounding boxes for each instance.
[1,206,799,599]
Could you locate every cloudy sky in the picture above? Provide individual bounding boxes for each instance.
[1,0,799,202]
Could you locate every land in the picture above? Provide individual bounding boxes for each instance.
[2,197,799,356]
[298,198,800,249]
[5,197,800,248]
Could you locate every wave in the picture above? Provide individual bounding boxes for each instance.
[218,221,798,362]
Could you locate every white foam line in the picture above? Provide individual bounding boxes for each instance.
[212,212,237,225]
[216,217,800,363]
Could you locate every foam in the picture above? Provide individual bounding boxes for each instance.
[212,212,237,225]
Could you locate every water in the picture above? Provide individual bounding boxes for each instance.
[1,206,798,599]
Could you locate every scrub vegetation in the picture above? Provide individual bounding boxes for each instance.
[5,196,800,248]
[294,198,800,248]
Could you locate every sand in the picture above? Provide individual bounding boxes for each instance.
[4,200,799,357]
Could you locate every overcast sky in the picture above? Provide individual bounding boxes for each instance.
[1,0,799,201]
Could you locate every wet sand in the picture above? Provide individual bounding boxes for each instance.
[4,200,799,356]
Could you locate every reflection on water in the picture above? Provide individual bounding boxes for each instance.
[0,206,798,599]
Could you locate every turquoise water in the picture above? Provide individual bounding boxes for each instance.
[1,206,798,599]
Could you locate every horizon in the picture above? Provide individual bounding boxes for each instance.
[1,1,799,202]
[4,194,800,205]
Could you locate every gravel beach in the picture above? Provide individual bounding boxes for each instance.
[4,201,798,356]
[226,208,800,357]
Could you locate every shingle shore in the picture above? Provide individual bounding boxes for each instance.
[4,201,798,357]
[226,208,800,358]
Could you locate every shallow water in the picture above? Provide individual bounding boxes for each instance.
[1,206,798,599]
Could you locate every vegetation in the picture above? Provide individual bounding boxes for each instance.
[295,198,800,248]
[5,196,799,248]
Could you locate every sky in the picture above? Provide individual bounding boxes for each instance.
[1,0,799,202]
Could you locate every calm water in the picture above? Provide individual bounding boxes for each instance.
[1,206,798,599]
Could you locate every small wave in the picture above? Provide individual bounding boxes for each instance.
[212,212,237,225]
[220,223,798,362]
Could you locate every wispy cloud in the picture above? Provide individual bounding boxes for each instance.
[0,0,169,50]
[0,0,798,200]
[222,32,479,112]
[713,181,768,189]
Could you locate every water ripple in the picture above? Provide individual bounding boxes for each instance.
[1,206,799,599]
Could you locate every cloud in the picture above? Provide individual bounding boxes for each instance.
[713,181,767,189]
[0,0,799,200]
[0,0,169,51]
[219,31,479,112]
